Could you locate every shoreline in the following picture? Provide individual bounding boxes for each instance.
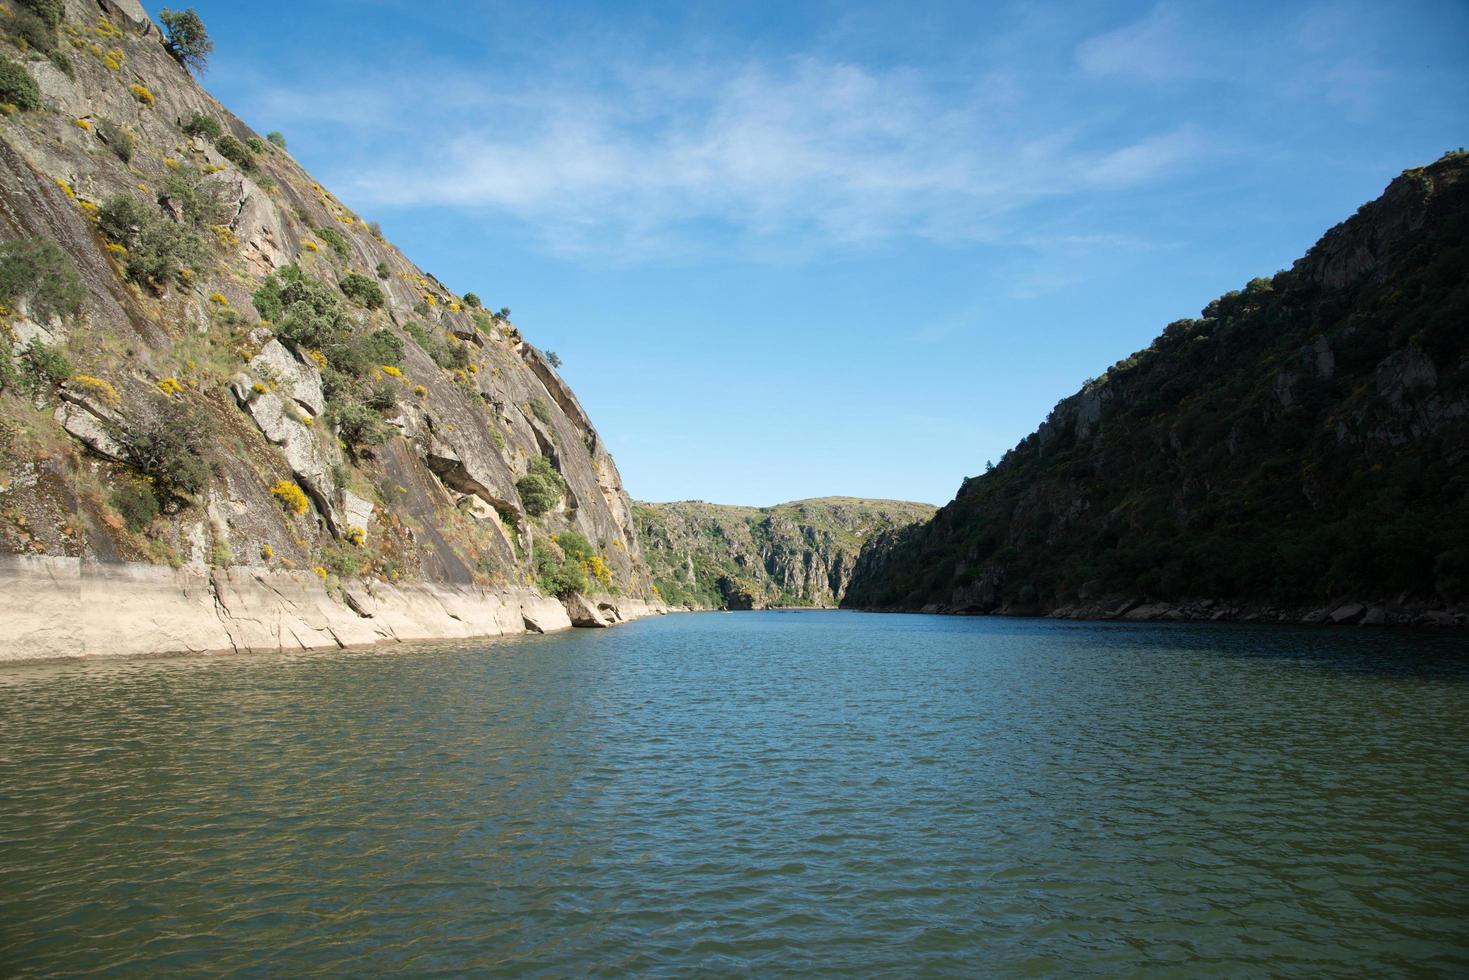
[0,555,666,663]
[842,596,1469,628]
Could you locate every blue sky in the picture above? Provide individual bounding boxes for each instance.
[154,1,1469,506]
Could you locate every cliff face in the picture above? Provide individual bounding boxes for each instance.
[634,497,935,609]
[844,151,1469,626]
[0,0,660,654]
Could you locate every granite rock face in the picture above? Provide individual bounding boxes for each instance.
[0,1,663,657]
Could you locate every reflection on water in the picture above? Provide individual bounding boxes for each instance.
[1,613,1466,975]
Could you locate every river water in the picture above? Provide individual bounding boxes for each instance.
[1,611,1466,975]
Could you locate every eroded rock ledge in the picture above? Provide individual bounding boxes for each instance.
[0,555,665,662]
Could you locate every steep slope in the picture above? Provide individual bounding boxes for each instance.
[635,497,935,609]
[0,0,660,656]
[844,151,1469,626]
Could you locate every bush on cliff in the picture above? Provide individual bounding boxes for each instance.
[0,56,42,111]
[123,400,213,501]
[99,193,207,292]
[340,272,384,309]
[517,455,565,517]
[181,111,223,140]
[0,237,84,323]
[214,135,255,173]
[160,7,212,74]
[534,544,589,597]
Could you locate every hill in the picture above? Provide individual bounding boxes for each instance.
[843,151,1469,626]
[635,497,935,609]
[0,0,661,656]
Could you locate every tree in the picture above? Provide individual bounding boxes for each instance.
[545,351,562,368]
[159,8,213,74]
[462,292,481,308]
[266,131,287,150]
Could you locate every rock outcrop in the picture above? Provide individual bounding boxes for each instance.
[634,497,935,609]
[844,151,1469,624]
[0,2,663,659]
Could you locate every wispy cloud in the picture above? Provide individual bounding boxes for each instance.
[246,52,1206,258]
[1076,5,1198,82]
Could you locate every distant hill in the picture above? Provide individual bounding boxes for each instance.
[844,151,1469,626]
[634,497,935,609]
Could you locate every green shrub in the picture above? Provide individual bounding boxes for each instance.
[517,455,565,517]
[181,111,222,140]
[122,399,212,499]
[0,346,16,394]
[374,260,389,279]
[331,398,389,454]
[361,328,403,366]
[47,48,71,78]
[365,379,398,411]
[266,131,287,150]
[529,397,552,425]
[463,292,481,308]
[535,545,588,597]
[245,136,266,155]
[20,338,71,391]
[6,9,56,53]
[403,320,430,349]
[0,56,41,111]
[16,0,63,28]
[110,483,159,533]
[99,193,206,292]
[0,237,83,323]
[159,7,212,74]
[160,166,225,226]
[214,134,254,172]
[556,530,593,561]
[319,544,363,578]
[96,118,133,162]
[314,227,348,258]
[254,264,349,351]
[339,272,384,309]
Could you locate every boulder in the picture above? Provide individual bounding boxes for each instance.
[562,592,612,627]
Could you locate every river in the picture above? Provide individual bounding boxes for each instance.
[2,611,1465,975]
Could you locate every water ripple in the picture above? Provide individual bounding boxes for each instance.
[1,613,1467,975]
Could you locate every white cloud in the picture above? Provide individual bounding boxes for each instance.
[242,50,1206,258]
[1076,5,1197,82]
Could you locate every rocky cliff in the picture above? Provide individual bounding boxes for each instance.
[0,0,662,658]
[844,151,1469,626]
[634,497,935,609]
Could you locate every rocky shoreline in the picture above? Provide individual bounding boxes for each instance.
[887,596,1469,628]
[0,555,666,663]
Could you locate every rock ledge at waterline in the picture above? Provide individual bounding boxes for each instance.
[0,555,666,661]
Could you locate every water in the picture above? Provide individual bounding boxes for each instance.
[1,612,1466,976]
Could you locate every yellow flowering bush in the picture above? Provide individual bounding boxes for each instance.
[380,365,401,378]
[260,544,273,560]
[129,84,155,106]
[156,377,183,396]
[70,375,120,406]
[209,293,228,305]
[346,526,366,547]
[270,480,309,516]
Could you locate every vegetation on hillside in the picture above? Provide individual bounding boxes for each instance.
[845,152,1469,613]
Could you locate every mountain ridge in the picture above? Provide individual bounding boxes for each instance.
[843,150,1469,627]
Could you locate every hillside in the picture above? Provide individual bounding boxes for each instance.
[844,151,1469,626]
[634,497,935,609]
[0,0,661,655]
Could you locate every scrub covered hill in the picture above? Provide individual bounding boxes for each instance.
[0,0,659,626]
[635,497,935,609]
[844,151,1469,623]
